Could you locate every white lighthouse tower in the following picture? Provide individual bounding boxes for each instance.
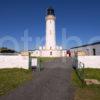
[31,7,66,57]
[45,7,56,50]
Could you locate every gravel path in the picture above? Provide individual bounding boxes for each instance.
[0,58,75,100]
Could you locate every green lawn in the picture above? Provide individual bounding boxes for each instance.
[72,68,100,100]
[38,57,56,62]
[0,68,32,96]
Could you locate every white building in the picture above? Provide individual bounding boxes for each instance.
[31,7,66,57]
[70,42,100,56]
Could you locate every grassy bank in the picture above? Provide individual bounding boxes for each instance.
[0,68,32,96]
[72,68,100,100]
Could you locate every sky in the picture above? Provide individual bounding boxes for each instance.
[0,0,100,51]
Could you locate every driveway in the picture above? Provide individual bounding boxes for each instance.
[0,58,75,100]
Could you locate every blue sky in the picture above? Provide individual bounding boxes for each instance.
[0,0,100,51]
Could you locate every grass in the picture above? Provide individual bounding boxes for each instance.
[38,57,56,62]
[0,68,32,96]
[72,68,100,100]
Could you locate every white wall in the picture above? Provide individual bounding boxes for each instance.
[78,56,100,68]
[40,50,61,57]
[0,54,29,69]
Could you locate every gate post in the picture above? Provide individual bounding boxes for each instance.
[28,52,31,69]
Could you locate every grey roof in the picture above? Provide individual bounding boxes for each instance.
[71,41,100,49]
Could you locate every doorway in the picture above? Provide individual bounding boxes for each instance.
[50,51,52,55]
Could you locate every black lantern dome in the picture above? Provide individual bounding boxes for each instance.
[47,7,55,16]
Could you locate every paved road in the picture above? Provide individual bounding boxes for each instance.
[0,58,75,100]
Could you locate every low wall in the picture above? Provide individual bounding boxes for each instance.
[78,56,100,68]
[0,54,38,69]
[0,54,30,69]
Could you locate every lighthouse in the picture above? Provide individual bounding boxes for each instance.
[45,7,56,50]
[31,7,66,57]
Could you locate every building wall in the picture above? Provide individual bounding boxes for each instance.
[93,44,100,55]
[31,50,40,57]
[31,50,67,57]
[70,44,100,56]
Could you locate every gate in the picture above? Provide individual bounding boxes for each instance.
[73,57,85,86]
